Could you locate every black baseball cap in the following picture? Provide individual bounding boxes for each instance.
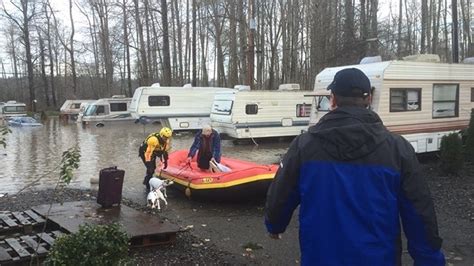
[327,68,371,97]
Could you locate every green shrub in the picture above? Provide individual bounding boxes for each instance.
[46,223,130,266]
[439,133,464,175]
[464,109,474,161]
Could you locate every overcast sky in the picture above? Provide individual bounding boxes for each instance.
[0,0,411,78]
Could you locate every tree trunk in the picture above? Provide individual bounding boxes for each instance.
[45,2,57,106]
[368,0,378,55]
[421,0,428,53]
[170,0,178,84]
[397,0,403,57]
[174,0,184,83]
[69,0,77,96]
[360,0,369,56]
[211,2,226,87]
[452,0,459,62]
[21,1,36,111]
[238,0,247,85]
[95,0,114,95]
[134,0,150,86]
[185,0,190,82]
[444,0,450,61]
[228,0,238,88]
[281,1,288,84]
[432,0,442,54]
[123,0,133,96]
[192,0,197,86]
[161,0,172,85]
[144,0,154,81]
[38,31,50,106]
[199,7,208,86]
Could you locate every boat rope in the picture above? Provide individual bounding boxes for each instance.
[247,126,259,146]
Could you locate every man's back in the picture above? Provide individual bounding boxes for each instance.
[265,106,444,265]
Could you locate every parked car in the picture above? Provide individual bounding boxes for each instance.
[8,117,42,127]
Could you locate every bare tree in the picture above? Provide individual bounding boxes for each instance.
[134,0,150,86]
[227,0,238,88]
[2,0,37,111]
[120,0,133,96]
[192,0,197,86]
[161,0,172,85]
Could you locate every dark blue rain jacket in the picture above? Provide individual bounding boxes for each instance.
[265,106,444,266]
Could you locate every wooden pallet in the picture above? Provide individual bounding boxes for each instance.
[0,211,46,236]
[33,201,180,248]
[0,231,63,265]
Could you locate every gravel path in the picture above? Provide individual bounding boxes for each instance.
[0,159,472,265]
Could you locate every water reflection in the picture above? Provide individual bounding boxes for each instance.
[0,118,291,196]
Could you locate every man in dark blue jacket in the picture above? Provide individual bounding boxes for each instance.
[265,68,445,265]
[187,125,221,170]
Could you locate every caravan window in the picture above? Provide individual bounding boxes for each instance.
[149,96,170,106]
[432,84,458,118]
[85,105,105,116]
[110,102,128,112]
[212,100,233,115]
[471,88,474,102]
[72,103,81,109]
[296,104,312,117]
[390,88,421,112]
[3,106,26,113]
[317,96,331,111]
[245,104,258,115]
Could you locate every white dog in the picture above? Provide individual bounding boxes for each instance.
[149,177,174,198]
[146,189,167,210]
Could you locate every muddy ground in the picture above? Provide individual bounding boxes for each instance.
[0,158,473,265]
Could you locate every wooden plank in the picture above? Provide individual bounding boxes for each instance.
[5,238,30,258]
[37,233,55,246]
[0,246,12,262]
[12,212,31,225]
[20,236,47,255]
[0,214,18,227]
[24,210,45,223]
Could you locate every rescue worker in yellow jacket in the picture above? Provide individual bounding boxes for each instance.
[139,127,173,190]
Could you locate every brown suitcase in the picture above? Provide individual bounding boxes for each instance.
[97,166,125,208]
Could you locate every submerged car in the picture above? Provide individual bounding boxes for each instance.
[8,117,42,127]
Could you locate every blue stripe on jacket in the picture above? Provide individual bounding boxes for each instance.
[266,159,445,265]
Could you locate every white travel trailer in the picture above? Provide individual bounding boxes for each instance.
[210,84,312,139]
[129,85,230,130]
[81,96,133,126]
[59,99,96,121]
[1,101,27,119]
[309,57,474,153]
[76,102,93,123]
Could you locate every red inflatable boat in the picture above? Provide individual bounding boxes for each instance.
[158,150,278,200]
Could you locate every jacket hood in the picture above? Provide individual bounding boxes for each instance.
[308,107,388,161]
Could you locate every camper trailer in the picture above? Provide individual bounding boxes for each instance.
[76,102,93,123]
[81,96,133,126]
[1,101,27,120]
[210,84,311,139]
[129,85,230,130]
[60,99,96,121]
[309,57,474,153]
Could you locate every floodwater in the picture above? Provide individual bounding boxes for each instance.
[0,118,290,196]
